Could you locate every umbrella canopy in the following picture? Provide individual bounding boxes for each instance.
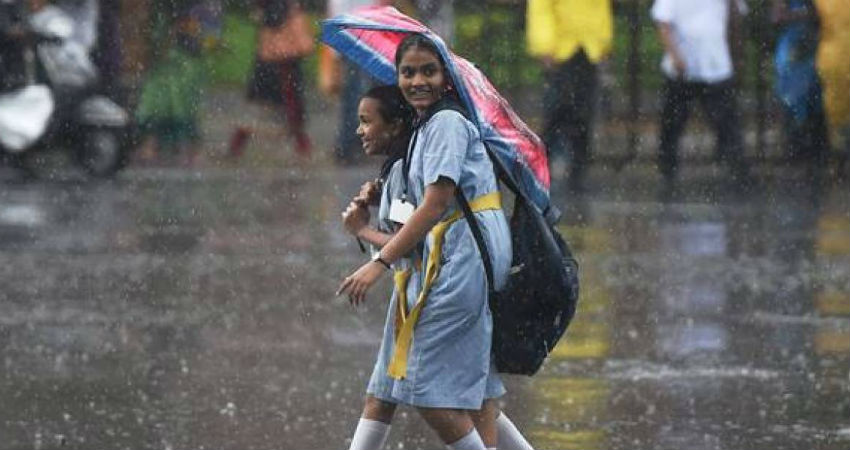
[321,6,552,213]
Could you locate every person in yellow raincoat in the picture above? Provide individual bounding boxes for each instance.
[813,0,850,154]
[526,0,613,191]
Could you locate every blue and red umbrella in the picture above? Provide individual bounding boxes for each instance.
[321,6,552,212]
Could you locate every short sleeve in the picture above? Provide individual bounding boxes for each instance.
[650,0,674,23]
[420,111,470,186]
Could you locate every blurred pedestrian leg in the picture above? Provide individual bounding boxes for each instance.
[540,49,598,191]
[246,59,312,158]
[659,79,748,183]
[279,58,311,155]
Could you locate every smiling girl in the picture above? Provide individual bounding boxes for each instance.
[337,34,532,450]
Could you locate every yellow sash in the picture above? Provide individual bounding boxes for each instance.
[387,191,502,379]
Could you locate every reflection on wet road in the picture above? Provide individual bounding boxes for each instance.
[1,167,848,449]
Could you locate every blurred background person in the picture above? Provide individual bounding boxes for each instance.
[651,0,750,186]
[812,0,850,168]
[236,0,313,159]
[134,2,220,167]
[526,0,613,192]
[771,0,829,165]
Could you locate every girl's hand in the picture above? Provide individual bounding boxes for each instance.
[354,180,382,207]
[337,261,386,305]
[342,202,370,236]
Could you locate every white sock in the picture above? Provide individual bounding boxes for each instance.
[496,413,534,450]
[349,418,391,450]
[446,428,487,450]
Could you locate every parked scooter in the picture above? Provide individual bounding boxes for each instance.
[0,4,128,177]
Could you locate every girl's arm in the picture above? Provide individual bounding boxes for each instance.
[379,178,454,263]
[337,178,455,305]
[341,200,393,248]
[356,227,393,248]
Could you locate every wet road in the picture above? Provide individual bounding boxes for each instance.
[1,165,849,450]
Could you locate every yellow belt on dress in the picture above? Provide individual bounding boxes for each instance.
[387,191,502,380]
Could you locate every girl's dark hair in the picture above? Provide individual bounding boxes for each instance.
[394,33,446,70]
[363,85,414,128]
[362,85,414,180]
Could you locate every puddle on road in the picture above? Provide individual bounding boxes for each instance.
[1,171,848,449]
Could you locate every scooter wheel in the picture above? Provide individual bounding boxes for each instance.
[77,128,125,177]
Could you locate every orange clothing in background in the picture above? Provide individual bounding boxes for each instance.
[813,0,850,134]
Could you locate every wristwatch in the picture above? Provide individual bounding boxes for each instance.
[371,252,392,270]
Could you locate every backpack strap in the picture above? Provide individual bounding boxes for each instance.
[455,190,495,294]
[456,138,558,296]
[402,95,471,198]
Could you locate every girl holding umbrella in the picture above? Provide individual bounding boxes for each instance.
[341,83,534,450]
[338,34,530,450]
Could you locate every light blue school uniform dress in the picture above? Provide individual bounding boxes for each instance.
[366,110,511,409]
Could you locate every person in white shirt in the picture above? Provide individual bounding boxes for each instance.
[651,0,751,186]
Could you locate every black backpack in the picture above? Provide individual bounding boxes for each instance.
[413,97,579,375]
[457,145,580,376]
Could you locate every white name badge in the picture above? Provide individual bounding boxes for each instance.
[388,198,415,224]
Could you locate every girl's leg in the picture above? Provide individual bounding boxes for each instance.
[362,395,396,423]
[495,412,535,450]
[417,407,486,450]
[658,78,692,183]
[472,400,535,450]
[349,396,396,450]
[279,59,311,156]
[470,399,499,448]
